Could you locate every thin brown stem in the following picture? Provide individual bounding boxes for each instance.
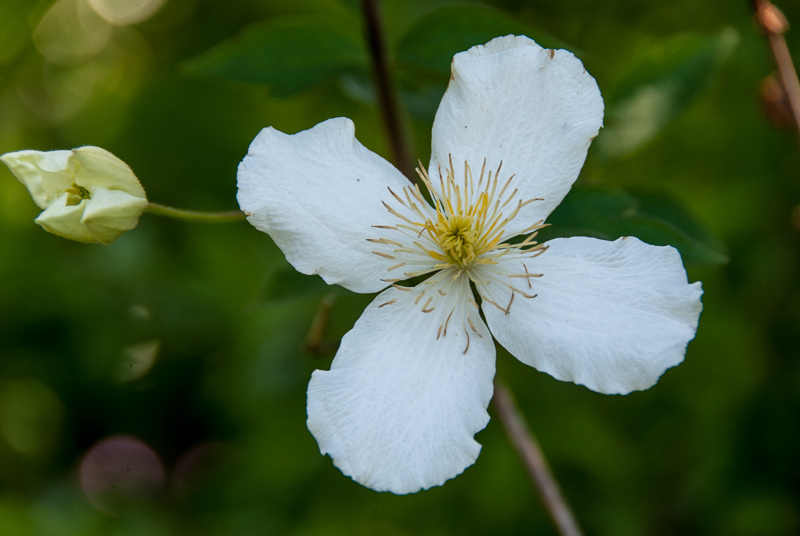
[360,0,415,180]
[492,381,584,536]
[304,294,340,355]
[753,0,800,134]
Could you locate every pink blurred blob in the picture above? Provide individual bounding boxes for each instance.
[172,441,228,497]
[79,434,165,514]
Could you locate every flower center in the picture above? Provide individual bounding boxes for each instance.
[433,214,478,268]
[372,155,547,283]
[65,183,91,206]
[370,155,548,347]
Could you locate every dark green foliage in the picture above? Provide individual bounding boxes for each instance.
[184,16,368,96]
[395,4,566,74]
[545,184,728,266]
[597,29,740,159]
[1,0,799,535]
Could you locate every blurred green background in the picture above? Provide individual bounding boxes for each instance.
[1,0,799,534]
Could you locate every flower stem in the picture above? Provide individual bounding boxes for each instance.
[145,202,245,223]
[360,0,416,181]
[492,381,585,536]
[753,0,800,136]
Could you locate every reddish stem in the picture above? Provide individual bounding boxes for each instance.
[493,381,585,536]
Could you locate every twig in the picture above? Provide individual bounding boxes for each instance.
[753,0,800,134]
[304,294,340,355]
[492,381,585,536]
[359,2,580,528]
[360,0,415,180]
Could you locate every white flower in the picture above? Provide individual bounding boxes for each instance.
[1,146,147,244]
[237,35,703,494]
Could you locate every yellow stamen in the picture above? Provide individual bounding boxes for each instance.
[371,155,552,328]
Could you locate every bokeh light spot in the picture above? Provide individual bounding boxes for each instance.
[117,340,160,383]
[79,435,165,515]
[33,0,111,65]
[87,0,167,26]
[172,441,227,497]
[0,379,64,458]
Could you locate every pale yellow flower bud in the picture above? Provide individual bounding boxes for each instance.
[1,146,148,244]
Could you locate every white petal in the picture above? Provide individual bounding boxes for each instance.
[1,149,72,208]
[1,147,146,211]
[479,237,702,394]
[237,118,416,294]
[429,35,604,233]
[307,279,496,494]
[70,146,146,199]
[81,187,148,244]
[35,195,97,243]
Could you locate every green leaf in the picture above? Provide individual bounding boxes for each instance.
[261,263,331,302]
[596,28,739,160]
[338,69,447,122]
[396,4,568,75]
[543,183,728,266]
[183,16,368,96]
